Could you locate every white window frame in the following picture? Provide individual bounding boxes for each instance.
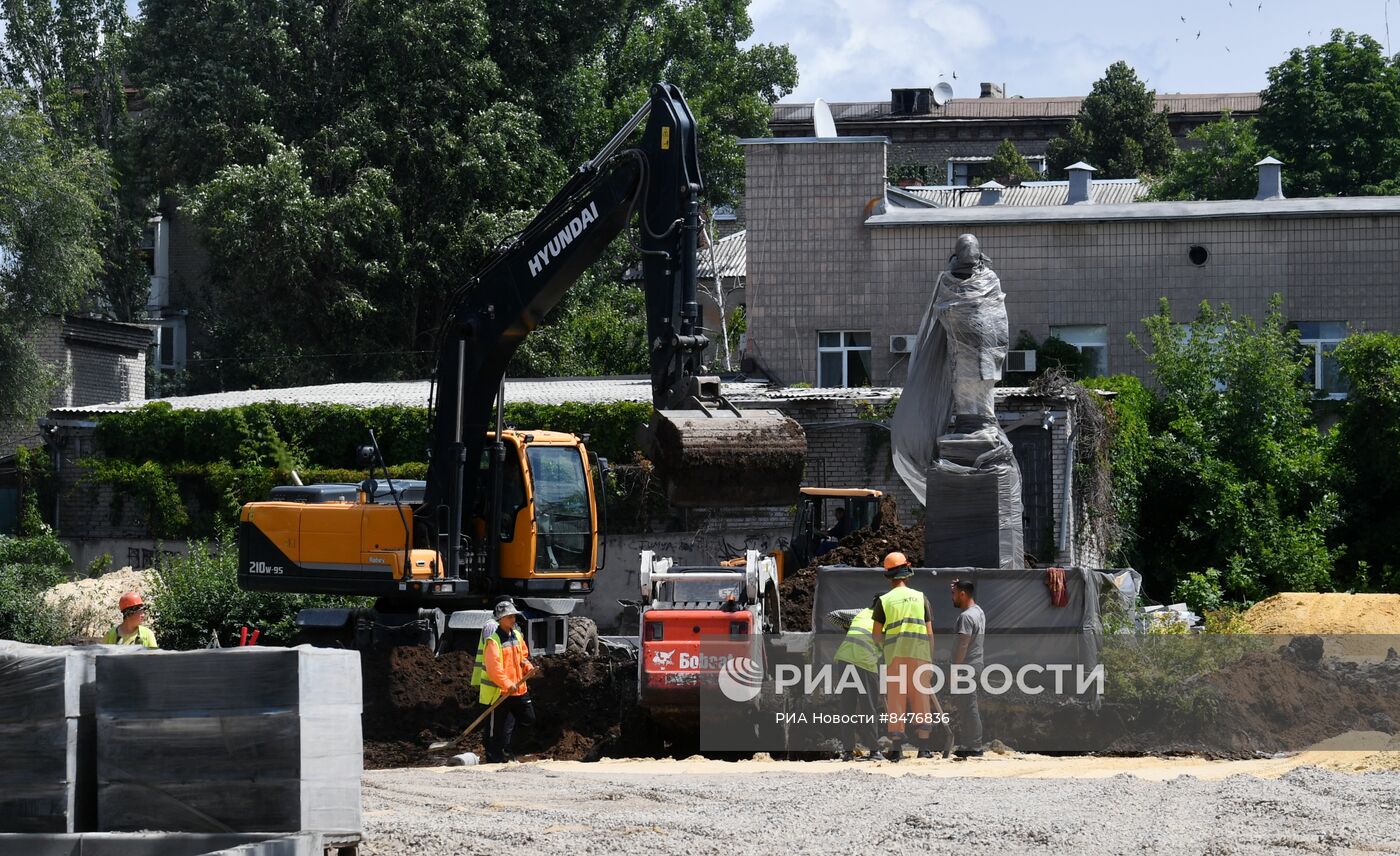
[1297,321,1348,399]
[1049,324,1109,377]
[153,318,186,372]
[817,331,873,387]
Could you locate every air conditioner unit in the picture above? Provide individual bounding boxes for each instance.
[1006,349,1036,373]
[889,334,915,354]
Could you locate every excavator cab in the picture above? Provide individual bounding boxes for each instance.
[773,488,883,580]
[474,430,599,586]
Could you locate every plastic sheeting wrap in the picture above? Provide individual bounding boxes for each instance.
[0,641,89,832]
[891,262,1024,568]
[95,647,362,835]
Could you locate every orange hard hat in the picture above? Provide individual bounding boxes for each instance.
[882,552,909,571]
[118,592,145,612]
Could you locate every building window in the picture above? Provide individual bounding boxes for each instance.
[817,331,872,387]
[154,318,186,372]
[1049,325,1108,377]
[1297,321,1347,398]
[946,157,991,186]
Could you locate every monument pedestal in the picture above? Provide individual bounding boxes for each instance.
[924,426,1024,569]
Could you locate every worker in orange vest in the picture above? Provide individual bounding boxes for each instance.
[480,600,536,763]
[102,592,158,648]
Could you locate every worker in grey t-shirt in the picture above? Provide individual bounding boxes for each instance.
[950,579,985,756]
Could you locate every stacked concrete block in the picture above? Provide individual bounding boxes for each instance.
[95,647,362,835]
[0,642,92,832]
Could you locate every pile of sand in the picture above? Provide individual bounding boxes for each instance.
[1243,592,1400,635]
[1241,593,1400,658]
[42,567,154,638]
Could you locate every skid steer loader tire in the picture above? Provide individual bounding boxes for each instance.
[567,616,600,656]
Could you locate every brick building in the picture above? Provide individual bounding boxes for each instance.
[0,316,153,534]
[770,87,1260,186]
[739,136,1400,393]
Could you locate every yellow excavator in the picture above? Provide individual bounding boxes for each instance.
[237,84,806,653]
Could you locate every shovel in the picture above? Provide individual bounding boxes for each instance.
[429,666,538,751]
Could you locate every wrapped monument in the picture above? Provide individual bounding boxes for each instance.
[95,646,362,835]
[891,234,1024,568]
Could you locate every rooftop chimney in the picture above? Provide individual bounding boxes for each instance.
[979,81,1004,99]
[1065,161,1096,204]
[978,179,1005,205]
[1255,156,1284,201]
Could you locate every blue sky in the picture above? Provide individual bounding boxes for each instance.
[747,0,1395,101]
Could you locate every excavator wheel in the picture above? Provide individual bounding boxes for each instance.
[566,616,600,656]
[644,409,806,507]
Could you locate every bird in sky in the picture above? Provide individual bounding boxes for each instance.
[1196,30,1202,38]
[1180,14,1186,21]
[1226,45,1231,51]
[952,71,958,79]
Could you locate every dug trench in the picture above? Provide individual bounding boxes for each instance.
[360,645,679,768]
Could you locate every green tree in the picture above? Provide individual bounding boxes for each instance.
[128,0,795,388]
[1257,30,1400,197]
[0,91,109,426]
[1046,61,1176,179]
[1329,332,1400,591]
[985,138,1037,184]
[0,0,148,321]
[1131,298,1337,602]
[1149,114,1263,201]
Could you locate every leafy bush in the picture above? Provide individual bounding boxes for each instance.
[1172,568,1224,615]
[1128,297,1337,602]
[148,539,370,650]
[0,531,77,644]
[1329,332,1400,590]
[83,400,653,539]
[0,528,71,576]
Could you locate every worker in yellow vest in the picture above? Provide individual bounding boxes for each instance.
[871,552,948,761]
[832,606,881,761]
[102,592,157,648]
[480,600,535,763]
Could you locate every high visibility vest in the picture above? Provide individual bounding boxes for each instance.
[478,627,528,706]
[878,585,931,662]
[469,619,498,689]
[102,625,157,649]
[834,608,880,673]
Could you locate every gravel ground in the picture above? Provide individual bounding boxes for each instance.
[361,761,1400,855]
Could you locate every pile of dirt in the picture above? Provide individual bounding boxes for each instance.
[43,567,153,637]
[1094,643,1400,758]
[361,645,651,768]
[1242,592,1400,635]
[779,495,924,630]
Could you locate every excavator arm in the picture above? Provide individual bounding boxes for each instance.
[422,83,805,580]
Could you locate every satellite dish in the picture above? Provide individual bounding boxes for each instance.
[812,98,838,138]
[932,82,954,107]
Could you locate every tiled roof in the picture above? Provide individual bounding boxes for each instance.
[901,179,1150,207]
[699,229,746,279]
[772,92,1260,124]
[61,316,156,352]
[623,229,745,282]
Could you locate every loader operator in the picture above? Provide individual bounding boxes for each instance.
[102,592,158,648]
[480,600,536,763]
[871,553,943,761]
[832,606,881,761]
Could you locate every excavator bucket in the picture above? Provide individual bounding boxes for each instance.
[645,408,807,507]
